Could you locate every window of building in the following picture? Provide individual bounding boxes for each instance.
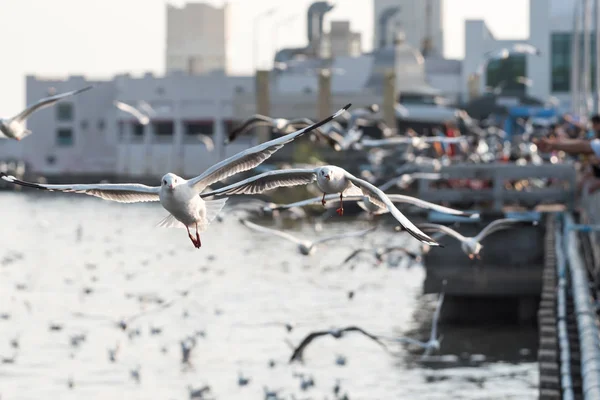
[485,54,527,96]
[97,119,105,131]
[56,103,74,121]
[154,121,174,136]
[185,121,214,136]
[56,128,74,146]
[46,155,56,165]
[551,33,597,93]
[132,123,145,140]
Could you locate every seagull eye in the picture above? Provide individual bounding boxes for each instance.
[163,180,167,185]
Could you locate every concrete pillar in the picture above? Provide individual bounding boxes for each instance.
[143,122,153,176]
[122,121,133,176]
[255,70,270,143]
[172,105,184,176]
[468,74,480,101]
[383,69,397,131]
[215,101,226,161]
[317,69,332,120]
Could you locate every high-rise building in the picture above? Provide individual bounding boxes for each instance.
[165,2,230,75]
[372,0,444,56]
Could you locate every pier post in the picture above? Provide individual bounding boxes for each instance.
[255,70,271,144]
[317,69,332,120]
[143,122,154,176]
[468,74,480,100]
[383,69,397,131]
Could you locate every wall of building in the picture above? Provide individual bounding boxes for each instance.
[165,2,229,75]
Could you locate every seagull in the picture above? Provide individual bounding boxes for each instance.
[289,326,388,363]
[416,218,537,259]
[357,136,467,151]
[0,86,93,140]
[197,134,215,152]
[239,219,376,256]
[188,385,211,399]
[381,286,445,358]
[378,172,446,192]
[225,115,327,144]
[113,101,151,125]
[340,246,422,267]
[1,104,350,249]
[200,166,441,246]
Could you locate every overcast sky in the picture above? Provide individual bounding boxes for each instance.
[0,0,528,115]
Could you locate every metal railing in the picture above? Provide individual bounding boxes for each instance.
[556,218,574,400]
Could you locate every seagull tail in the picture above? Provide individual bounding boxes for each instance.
[199,197,229,231]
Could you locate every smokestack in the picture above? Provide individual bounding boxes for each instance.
[379,7,400,48]
[306,1,335,48]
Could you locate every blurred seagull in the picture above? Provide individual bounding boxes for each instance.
[225,115,327,144]
[200,166,440,246]
[113,101,151,125]
[1,86,93,140]
[378,172,446,191]
[289,326,388,363]
[1,105,350,249]
[340,246,422,267]
[416,218,537,259]
[239,219,376,256]
[197,134,215,152]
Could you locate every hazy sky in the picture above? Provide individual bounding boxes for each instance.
[0,0,528,116]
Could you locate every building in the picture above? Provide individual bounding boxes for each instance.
[166,2,230,75]
[462,0,577,110]
[322,21,362,58]
[372,0,444,56]
[12,73,253,179]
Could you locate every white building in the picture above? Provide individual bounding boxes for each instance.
[372,0,444,56]
[322,21,362,58]
[12,73,253,178]
[166,2,230,75]
[462,0,577,109]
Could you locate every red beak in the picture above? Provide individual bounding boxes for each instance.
[325,175,331,181]
[169,184,174,189]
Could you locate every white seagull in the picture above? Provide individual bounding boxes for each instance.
[381,286,445,358]
[0,86,93,140]
[416,218,536,259]
[113,101,151,125]
[225,115,327,144]
[200,165,441,246]
[378,172,446,192]
[357,136,467,151]
[240,219,376,256]
[0,104,351,249]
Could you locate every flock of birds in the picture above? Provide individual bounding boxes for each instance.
[0,75,550,398]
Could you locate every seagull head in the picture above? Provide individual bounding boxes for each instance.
[319,166,333,181]
[161,173,181,191]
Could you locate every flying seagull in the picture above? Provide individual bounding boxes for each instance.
[340,246,422,267]
[239,219,376,256]
[416,218,537,259]
[1,86,93,140]
[1,104,351,248]
[200,166,441,246]
[113,101,151,125]
[225,115,328,144]
[289,326,388,363]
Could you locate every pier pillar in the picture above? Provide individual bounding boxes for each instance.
[468,74,480,100]
[317,69,332,120]
[383,69,397,131]
[172,104,184,176]
[255,70,271,144]
[143,122,154,176]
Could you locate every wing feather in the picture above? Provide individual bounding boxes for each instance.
[200,169,316,197]
[239,219,304,245]
[12,86,93,122]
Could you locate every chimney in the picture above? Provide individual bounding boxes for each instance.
[306,2,335,48]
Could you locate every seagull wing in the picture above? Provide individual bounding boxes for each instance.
[474,218,530,242]
[197,134,215,151]
[378,247,421,260]
[268,193,356,211]
[1,173,160,203]
[11,86,93,123]
[289,331,332,362]
[339,248,372,265]
[385,336,429,348]
[199,169,317,197]
[430,292,445,341]
[386,194,478,217]
[340,327,388,350]
[114,101,150,125]
[240,219,304,245]
[187,104,350,193]
[415,223,467,243]
[226,115,276,143]
[343,173,440,246]
[313,226,377,245]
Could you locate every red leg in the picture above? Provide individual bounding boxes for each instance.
[336,193,344,216]
[187,226,199,248]
[321,193,327,206]
[195,223,202,249]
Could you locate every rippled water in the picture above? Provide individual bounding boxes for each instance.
[0,192,538,399]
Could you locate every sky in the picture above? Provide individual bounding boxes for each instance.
[0,0,529,116]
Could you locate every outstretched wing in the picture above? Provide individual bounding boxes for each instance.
[415,223,468,243]
[386,194,478,218]
[475,218,532,241]
[187,104,351,193]
[226,115,275,143]
[114,101,150,125]
[341,326,388,350]
[12,86,93,122]
[1,173,160,203]
[289,331,332,362]
[239,219,304,245]
[199,169,317,197]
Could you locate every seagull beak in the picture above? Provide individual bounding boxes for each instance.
[325,175,331,181]
[168,184,174,190]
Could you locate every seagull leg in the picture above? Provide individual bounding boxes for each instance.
[195,223,202,249]
[186,226,199,248]
[336,193,344,216]
[321,193,327,206]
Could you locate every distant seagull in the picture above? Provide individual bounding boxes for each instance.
[477,44,541,75]
[239,219,376,256]
[268,193,476,219]
[225,115,327,144]
[378,172,446,192]
[381,285,445,358]
[200,166,440,246]
[188,384,211,399]
[289,326,388,363]
[113,100,150,125]
[1,105,350,249]
[416,218,537,259]
[197,134,215,152]
[237,372,251,386]
[0,86,92,140]
[340,246,422,267]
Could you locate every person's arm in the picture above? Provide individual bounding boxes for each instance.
[536,137,596,155]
